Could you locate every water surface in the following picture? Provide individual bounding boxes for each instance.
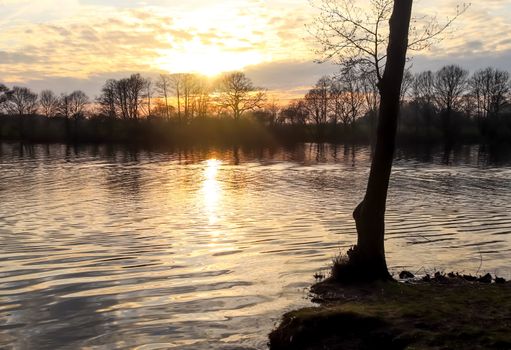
[0,143,510,349]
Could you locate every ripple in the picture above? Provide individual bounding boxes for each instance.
[0,143,510,349]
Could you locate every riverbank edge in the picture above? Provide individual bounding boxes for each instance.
[268,278,511,349]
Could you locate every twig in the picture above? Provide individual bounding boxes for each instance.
[475,248,483,276]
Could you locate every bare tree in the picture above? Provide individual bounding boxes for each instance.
[331,68,366,127]
[191,75,212,119]
[169,74,184,122]
[310,0,467,81]
[412,70,435,107]
[433,64,468,113]
[39,90,60,118]
[0,84,10,114]
[411,70,436,132]
[469,67,510,119]
[68,91,89,119]
[360,70,380,136]
[156,74,172,120]
[144,78,153,117]
[58,93,71,119]
[115,74,147,120]
[217,72,266,120]
[304,76,330,126]
[433,64,468,139]
[97,79,118,118]
[281,99,308,125]
[5,86,38,116]
[400,69,414,106]
[312,0,422,281]
[181,73,198,121]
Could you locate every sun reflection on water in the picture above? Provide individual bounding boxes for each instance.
[202,159,222,225]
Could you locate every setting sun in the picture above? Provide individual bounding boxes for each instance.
[155,40,266,76]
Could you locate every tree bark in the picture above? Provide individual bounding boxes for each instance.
[351,0,413,281]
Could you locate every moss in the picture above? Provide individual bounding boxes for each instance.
[270,280,511,349]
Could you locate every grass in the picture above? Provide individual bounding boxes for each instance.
[269,279,511,349]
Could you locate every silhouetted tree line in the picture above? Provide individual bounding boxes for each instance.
[287,64,511,144]
[1,65,510,145]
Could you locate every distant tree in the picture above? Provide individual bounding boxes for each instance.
[411,70,436,133]
[39,90,60,118]
[433,65,468,113]
[181,73,198,121]
[469,67,510,119]
[68,91,89,119]
[97,79,117,118]
[360,70,380,136]
[58,93,71,119]
[400,70,414,106]
[281,99,308,125]
[412,71,435,107]
[115,74,147,120]
[304,76,330,126]
[156,74,172,120]
[5,86,38,116]
[0,84,9,114]
[433,65,468,139]
[169,74,184,122]
[330,68,366,127]
[217,72,266,120]
[191,75,212,119]
[265,97,281,125]
[144,78,153,117]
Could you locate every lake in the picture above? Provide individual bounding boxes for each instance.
[0,142,510,349]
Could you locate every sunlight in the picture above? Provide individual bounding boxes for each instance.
[155,39,265,77]
[202,159,222,224]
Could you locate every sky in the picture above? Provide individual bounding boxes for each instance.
[1,0,511,101]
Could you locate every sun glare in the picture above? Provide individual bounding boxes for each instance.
[155,40,265,77]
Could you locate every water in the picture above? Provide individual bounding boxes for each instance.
[0,142,510,349]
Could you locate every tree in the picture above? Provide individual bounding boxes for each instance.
[191,75,212,119]
[304,76,330,126]
[68,90,89,119]
[39,90,60,118]
[217,72,266,120]
[281,100,308,125]
[97,79,118,118]
[469,67,509,119]
[169,74,184,122]
[330,68,366,127]
[313,0,415,281]
[144,78,153,117]
[411,70,436,133]
[433,65,468,113]
[433,65,468,139]
[156,74,172,120]
[0,84,9,114]
[5,86,38,116]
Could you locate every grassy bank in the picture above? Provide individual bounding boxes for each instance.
[269,279,511,349]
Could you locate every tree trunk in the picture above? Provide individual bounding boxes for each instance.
[351,0,413,281]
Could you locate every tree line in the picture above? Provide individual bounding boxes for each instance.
[1,65,510,145]
[0,71,266,122]
[285,64,511,142]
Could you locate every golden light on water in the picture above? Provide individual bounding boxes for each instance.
[202,159,222,225]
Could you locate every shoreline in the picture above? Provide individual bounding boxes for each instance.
[269,276,511,349]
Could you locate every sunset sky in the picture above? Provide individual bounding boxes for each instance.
[1,0,511,100]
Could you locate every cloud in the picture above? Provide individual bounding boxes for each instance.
[1,0,511,99]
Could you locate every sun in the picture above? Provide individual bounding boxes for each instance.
[155,38,265,77]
